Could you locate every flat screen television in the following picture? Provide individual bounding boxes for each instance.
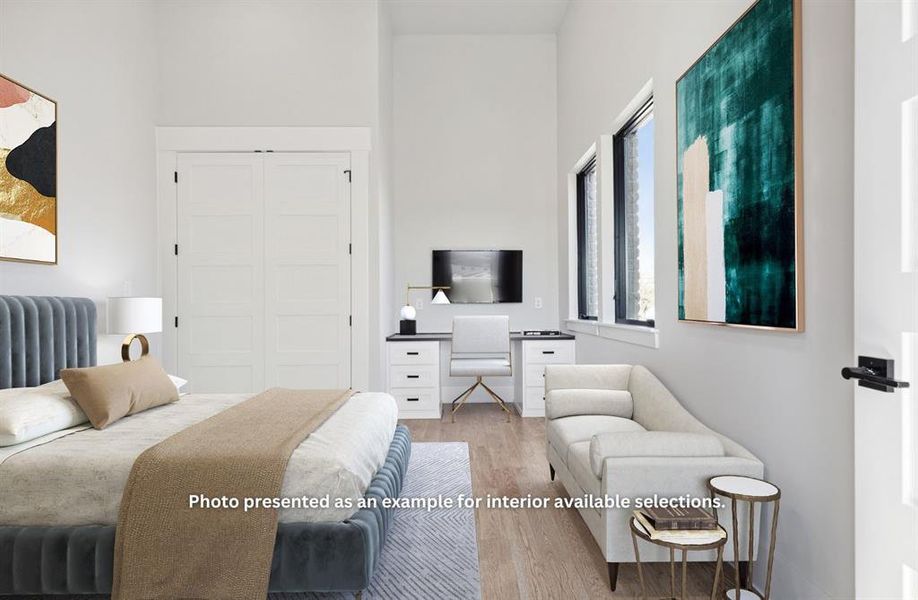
[432,250,523,304]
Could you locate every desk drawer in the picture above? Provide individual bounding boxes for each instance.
[525,363,549,387]
[390,388,439,414]
[523,340,575,364]
[389,365,439,388]
[524,387,546,412]
[388,341,439,366]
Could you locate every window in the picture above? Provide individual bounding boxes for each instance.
[576,157,599,320]
[613,99,655,327]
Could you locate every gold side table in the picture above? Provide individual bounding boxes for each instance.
[707,476,781,600]
[629,516,726,600]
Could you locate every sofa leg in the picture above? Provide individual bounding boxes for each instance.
[738,561,749,587]
[607,562,619,591]
[549,464,555,481]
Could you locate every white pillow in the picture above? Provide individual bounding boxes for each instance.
[169,375,188,391]
[0,375,189,447]
[0,381,89,447]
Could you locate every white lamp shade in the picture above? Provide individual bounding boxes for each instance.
[399,305,417,321]
[432,289,450,305]
[108,297,163,334]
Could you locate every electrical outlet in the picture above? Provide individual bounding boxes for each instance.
[415,298,424,311]
[534,296,543,309]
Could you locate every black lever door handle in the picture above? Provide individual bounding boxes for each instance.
[842,366,910,389]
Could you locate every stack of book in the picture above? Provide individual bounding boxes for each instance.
[632,507,725,542]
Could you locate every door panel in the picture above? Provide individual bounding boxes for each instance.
[854,1,918,596]
[264,153,351,389]
[177,153,265,393]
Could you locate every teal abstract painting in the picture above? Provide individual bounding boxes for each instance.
[677,0,802,330]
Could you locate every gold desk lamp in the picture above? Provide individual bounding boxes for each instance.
[400,285,450,335]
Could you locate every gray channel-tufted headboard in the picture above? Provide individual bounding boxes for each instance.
[0,296,97,390]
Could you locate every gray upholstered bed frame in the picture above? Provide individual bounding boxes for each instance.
[0,295,410,596]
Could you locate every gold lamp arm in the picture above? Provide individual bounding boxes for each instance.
[406,285,450,305]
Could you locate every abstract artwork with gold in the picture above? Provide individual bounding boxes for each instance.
[0,74,57,264]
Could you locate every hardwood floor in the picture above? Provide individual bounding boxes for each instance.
[402,404,734,600]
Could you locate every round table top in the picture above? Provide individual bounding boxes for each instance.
[708,475,780,501]
[630,517,727,550]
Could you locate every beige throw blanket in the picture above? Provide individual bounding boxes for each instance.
[112,388,354,600]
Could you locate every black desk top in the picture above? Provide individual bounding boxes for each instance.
[386,331,575,342]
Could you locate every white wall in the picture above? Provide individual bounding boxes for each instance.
[376,4,396,379]
[557,1,854,598]
[392,35,558,332]
[155,0,378,127]
[0,0,159,364]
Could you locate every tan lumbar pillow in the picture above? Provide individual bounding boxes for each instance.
[61,357,179,429]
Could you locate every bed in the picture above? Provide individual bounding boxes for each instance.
[0,295,410,597]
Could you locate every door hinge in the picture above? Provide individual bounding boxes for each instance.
[174,316,179,328]
[349,315,352,327]
[174,244,178,256]
[174,171,178,183]
[348,243,352,255]
[344,169,352,183]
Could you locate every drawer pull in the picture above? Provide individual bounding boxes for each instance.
[406,351,419,356]
[542,350,555,355]
[406,397,420,402]
[406,375,420,379]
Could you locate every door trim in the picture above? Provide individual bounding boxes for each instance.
[155,127,371,391]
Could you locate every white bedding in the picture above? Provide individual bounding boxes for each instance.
[0,392,398,526]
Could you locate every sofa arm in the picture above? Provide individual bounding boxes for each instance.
[601,456,764,499]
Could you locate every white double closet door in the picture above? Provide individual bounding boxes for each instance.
[176,152,351,393]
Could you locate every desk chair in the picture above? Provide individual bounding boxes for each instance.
[449,315,512,421]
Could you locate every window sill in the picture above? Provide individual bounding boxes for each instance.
[565,319,599,336]
[565,319,659,349]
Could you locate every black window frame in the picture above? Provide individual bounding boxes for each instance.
[613,98,655,328]
[576,156,598,321]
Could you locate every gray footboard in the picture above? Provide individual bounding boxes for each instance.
[0,425,412,595]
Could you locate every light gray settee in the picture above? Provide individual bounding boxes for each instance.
[544,364,764,590]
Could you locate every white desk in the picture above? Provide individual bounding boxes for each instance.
[385,332,576,419]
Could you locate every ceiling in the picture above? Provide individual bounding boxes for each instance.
[384,0,571,35]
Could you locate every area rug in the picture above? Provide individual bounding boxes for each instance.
[285,441,481,600]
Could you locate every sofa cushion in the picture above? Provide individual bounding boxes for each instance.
[546,389,633,420]
[567,441,601,499]
[589,431,725,476]
[547,415,645,463]
[449,358,511,377]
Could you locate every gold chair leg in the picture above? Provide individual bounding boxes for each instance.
[480,380,512,422]
[450,379,480,422]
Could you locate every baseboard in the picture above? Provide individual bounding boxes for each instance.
[759,549,834,600]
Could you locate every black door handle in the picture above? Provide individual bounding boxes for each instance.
[842,356,910,392]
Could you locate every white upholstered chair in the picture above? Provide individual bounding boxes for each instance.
[449,316,512,421]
